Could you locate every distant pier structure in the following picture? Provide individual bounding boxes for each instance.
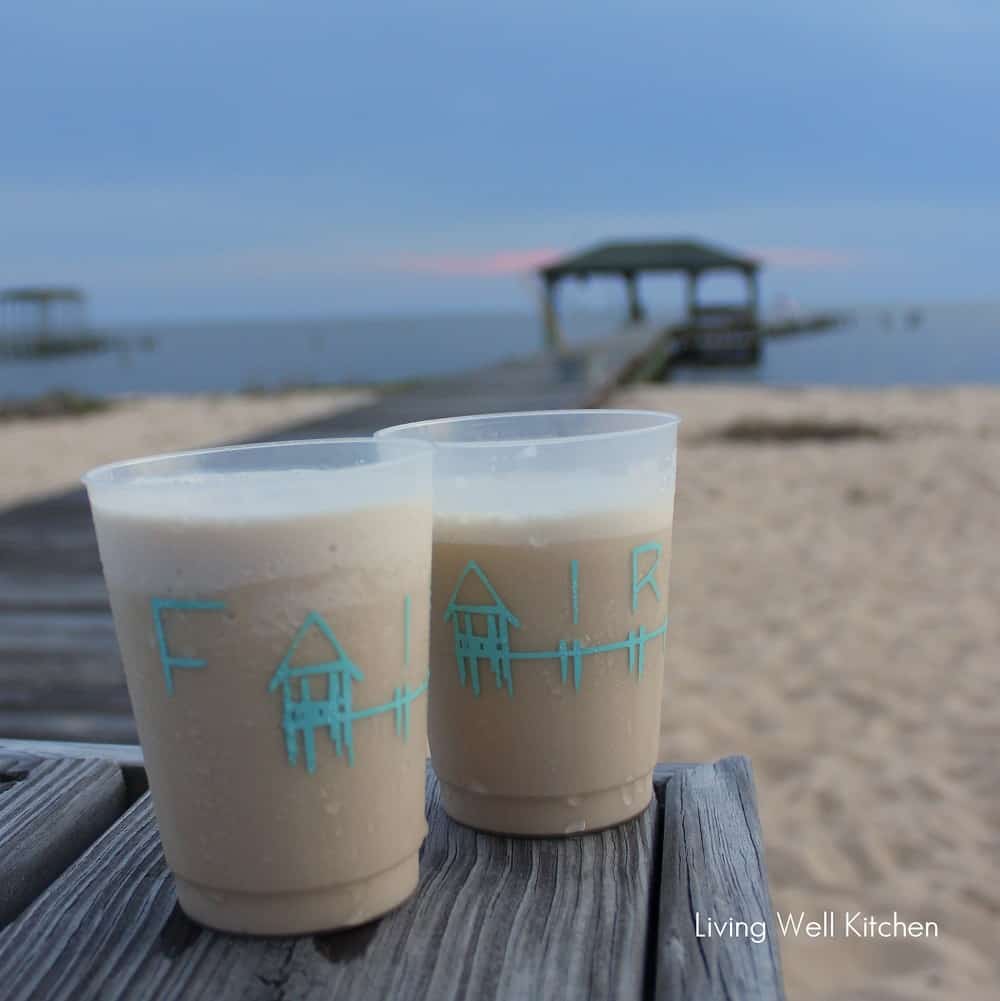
[538,239,762,355]
[0,286,88,341]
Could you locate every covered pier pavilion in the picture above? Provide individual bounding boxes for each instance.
[538,239,761,350]
[0,286,88,340]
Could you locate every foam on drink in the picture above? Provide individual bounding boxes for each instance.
[88,453,432,934]
[377,409,680,836]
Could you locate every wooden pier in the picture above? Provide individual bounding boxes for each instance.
[0,327,665,743]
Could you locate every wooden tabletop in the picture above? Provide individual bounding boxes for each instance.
[0,741,784,1000]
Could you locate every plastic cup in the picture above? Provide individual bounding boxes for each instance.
[83,438,432,934]
[376,410,679,835]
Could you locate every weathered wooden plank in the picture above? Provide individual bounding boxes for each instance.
[0,740,144,769]
[0,752,127,928]
[0,765,657,1001]
[655,756,785,1001]
[0,740,147,802]
[0,609,129,728]
[0,604,134,746]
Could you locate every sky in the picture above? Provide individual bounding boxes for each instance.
[2,1,999,323]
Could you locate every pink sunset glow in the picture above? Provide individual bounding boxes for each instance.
[393,248,562,276]
[751,246,861,271]
[392,245,860,277]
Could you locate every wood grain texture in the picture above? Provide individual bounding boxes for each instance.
[655,756,785,1001]
[0,751,127,928]
[0,740,144,769]
[0,328,661,744]
[0,740,147,803]
[0,765,657,1001]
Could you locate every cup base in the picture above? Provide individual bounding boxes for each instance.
[438,773,652,836]
[174,852,420,935]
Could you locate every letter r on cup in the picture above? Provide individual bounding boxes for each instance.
[631,542,662,612]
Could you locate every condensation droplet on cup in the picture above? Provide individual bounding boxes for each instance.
[621,786,634,807]
[469,781,488,795]
[324,802,342,816]
[564,819,587,834]
[519,444,539,459]
[566,795,582,808]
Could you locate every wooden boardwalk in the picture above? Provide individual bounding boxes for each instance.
[0,328,664,742]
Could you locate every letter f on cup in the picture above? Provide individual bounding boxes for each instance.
[151,598,226,696]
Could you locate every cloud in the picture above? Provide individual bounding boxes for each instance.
[751,246,863,271]
[392,248,561,277]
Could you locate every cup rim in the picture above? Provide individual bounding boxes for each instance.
[81,436,431,487]
[375,408,681,449]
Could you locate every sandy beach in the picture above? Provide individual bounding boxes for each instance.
[2,383,998,999]
[0,388,374,509]
[609,384,1000,1001]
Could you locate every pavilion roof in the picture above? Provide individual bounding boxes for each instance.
[540,240,760,280]
[0,286,85,303]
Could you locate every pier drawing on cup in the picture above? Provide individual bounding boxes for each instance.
[150,595,426,775]
[444,541,668,698]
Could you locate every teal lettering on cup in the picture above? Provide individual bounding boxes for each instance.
[631,542,662,612]
[444,553,667,698]
[570,558,580,625]
[268,602,428,775]
[151,598,226,696]
[268,611,364,773]
[444,561,522,697]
